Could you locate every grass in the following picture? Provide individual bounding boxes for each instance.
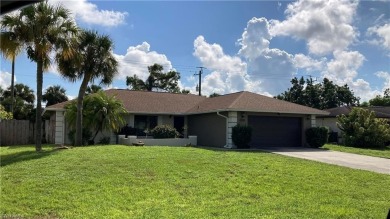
[1,145,389,219]
[323,144,390,159]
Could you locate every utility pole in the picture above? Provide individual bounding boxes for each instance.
[194,67,206,96]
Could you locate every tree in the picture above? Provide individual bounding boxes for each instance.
[86,84,103,95]
[1,2,78,151]
[57,30,118,146]
[126,63,181,93]
[276,77,359,110]
[368,89,390,106]
[64,91,126,144]
[0,29,23,114]
[42,85,68,107]
[209,93,221,98]
[2,83,35,120]
[337,108,390,148]
[0,105,13,120]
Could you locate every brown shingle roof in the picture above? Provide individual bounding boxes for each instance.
[46,89,329,115]
[187,91,328,115]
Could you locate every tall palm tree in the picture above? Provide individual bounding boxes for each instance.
[57,30,118,146]
[0,29,23,114]
[42,85,68,107]
[1,2,78,151]
[86,84,103,95]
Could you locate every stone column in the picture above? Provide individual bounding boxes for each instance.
[227,111,238,148]
[55,111,65,145]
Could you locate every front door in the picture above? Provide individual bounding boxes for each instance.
[174,116,185,137]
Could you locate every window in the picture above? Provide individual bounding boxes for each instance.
[134,115,157,134]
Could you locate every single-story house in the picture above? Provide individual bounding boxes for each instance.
[45,89,328,148]
[317,106,390,143]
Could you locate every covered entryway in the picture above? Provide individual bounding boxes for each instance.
[248,116,302,147]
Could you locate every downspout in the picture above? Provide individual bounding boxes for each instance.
[217,111,230,148]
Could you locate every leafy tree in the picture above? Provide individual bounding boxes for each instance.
[64,91,126,144]
[1,2,78,151]
[43,85,68,106]
[0,29,23,114]
[57,30,118,146]
[2,83,35,120]
[86,84,103,95]
[337,108,390,148]
[276,77,359,109]
[209,93,221,98]
[126,63,181,93]
[0,105,13,120]
[368,89,390,106]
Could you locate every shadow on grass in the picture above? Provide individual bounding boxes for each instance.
[0,148,59,167]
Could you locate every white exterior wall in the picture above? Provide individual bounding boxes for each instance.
[55,111,65,145]
[160,115,174,126]
[227,111,238,148]
[310,115,316,127]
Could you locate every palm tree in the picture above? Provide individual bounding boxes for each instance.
[64,91,126,144]
[86,84,103,95]
[42,85,68,107]
[2,83,35,120]
[1,2,78,151]
[0,29,23,114]
[57,30,118,146]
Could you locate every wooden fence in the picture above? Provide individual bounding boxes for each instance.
[0,120,35,146]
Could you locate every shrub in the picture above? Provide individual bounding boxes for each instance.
[68,128,92,146]
[151,125,180,139]
[306,127,328,148]
[98,136,111,145]
[337,108,390,148]
[232,125,252,149]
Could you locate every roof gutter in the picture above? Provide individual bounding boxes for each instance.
[216,111,231,149]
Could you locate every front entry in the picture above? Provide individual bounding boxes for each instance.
[174,116,185,137]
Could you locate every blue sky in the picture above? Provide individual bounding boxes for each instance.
[1,0,389,104]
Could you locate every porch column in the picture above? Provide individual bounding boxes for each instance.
[310,115,316,127]
[227,111,238,148]
[55,111,65,145]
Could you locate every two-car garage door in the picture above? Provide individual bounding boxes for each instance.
[248,116,302,148]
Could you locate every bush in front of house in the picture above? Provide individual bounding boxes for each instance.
[151,125,180,139]
[306,127,328,148]
[337,107,390,148]
[68,128,93,146]
[232,125,252,149]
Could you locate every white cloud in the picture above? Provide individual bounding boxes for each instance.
[193,36,263,96]
[367,23,390,50]
[323,50,365,85]
[49,0,128,27]
[238,17,271,60]
[294,53,326,71]
[0,71,13,89]
[114,42,173,81]
[375,71,390,92]
[270,0,358,55]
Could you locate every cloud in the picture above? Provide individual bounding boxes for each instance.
[114,42,173,81]
[238,17,271,60]
[367,23,390,50]
[193,36,264,96]
[270,0,358,55]
[293,54,326,71]
[375,71,390,92]
[49,0,128,27]
[0,71,13,89]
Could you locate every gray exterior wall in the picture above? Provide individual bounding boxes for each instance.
[188,113,226,147]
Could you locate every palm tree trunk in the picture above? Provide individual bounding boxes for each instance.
[75,75,90,146]
[35,59,43,152]
[10,55,15,114]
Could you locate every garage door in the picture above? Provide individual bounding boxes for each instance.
[248,116,302,147]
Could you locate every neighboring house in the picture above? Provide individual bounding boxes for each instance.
[45,89,328,148]
[317,106,390,142]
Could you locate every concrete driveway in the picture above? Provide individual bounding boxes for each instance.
[260,147,390,175]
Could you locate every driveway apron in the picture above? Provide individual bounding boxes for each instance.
[260,147,390,175]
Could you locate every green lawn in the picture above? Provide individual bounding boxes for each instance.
[1,145,389,218]
[323,144,390,159]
